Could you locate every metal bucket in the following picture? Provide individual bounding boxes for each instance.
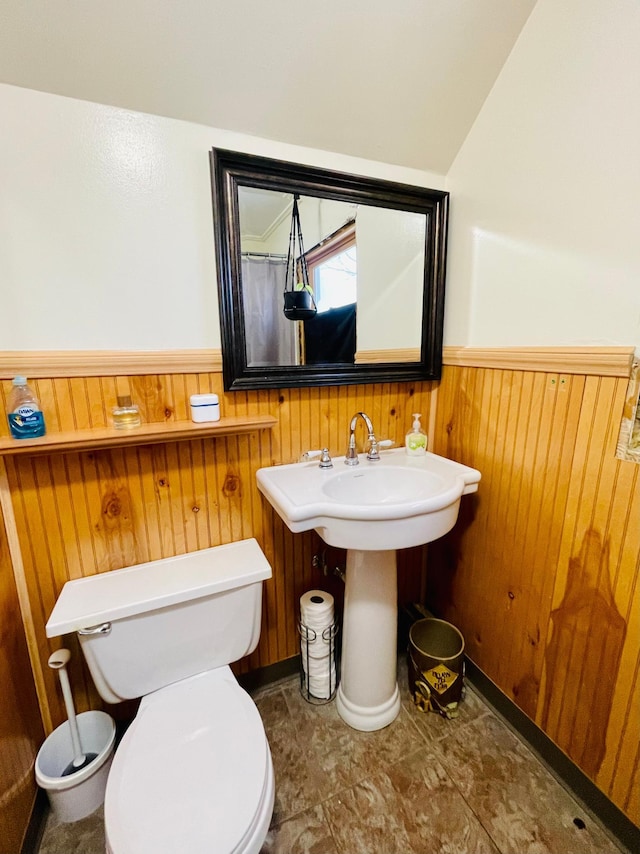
[408,618,465,719]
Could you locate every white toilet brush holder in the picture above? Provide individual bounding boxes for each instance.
[35,649,116,822]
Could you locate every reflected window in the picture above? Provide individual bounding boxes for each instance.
[306,221,356,313]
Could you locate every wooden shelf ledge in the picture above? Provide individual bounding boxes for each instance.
[0,415,277,457]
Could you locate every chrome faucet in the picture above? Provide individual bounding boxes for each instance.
[345,412,380,465]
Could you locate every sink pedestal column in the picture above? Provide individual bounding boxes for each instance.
[336,549,401,731]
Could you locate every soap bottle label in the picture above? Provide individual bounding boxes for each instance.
[406,433,427,455]
[8,409,46,439]
[405,412,427,456]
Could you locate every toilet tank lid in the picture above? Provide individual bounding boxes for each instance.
[46,539,272,638]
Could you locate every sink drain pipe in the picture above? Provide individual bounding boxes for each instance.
[312,551,345,583]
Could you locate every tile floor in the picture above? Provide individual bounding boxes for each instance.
[36,660,625,854]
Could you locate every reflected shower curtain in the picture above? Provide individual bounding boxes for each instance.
[241,257,296,366]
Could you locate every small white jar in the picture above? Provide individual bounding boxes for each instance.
[190,393,220,423]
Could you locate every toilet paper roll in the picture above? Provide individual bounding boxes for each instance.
[304,669,335,690]
[309,668,335,686]
[300,590,335,661]
[300,590,334,627]
[307,668,336,699]
[301,637,332,660]
[303,654,334,677]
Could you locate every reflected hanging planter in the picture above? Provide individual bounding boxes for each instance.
[283,194,317,321]
[283,287,317,321]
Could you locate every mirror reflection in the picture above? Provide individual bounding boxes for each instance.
[239,188,427,368]
[210,148,448,391]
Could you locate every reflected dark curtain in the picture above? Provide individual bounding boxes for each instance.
[304,303,357,364]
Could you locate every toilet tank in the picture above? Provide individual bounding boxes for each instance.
[46,539,272,704]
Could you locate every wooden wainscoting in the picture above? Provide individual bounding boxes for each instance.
[0,497,44,853]
[0,347,637,829]
[429,364,639,825]
[0,369,434,734]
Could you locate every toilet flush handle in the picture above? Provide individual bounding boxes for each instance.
[78,622,112,636]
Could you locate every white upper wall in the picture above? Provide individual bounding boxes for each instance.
[2,0,638,354]
[445,0,640,347]
[0,0,536,174]
[0,83,443,351]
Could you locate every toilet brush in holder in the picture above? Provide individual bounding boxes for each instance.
[36,649,116,821]
[48,649,97,775]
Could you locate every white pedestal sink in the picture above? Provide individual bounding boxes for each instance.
[257,448,480,731]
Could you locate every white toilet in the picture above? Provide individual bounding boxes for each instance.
[45,538,275,854]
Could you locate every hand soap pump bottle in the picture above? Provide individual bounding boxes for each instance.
[405,413,427,456]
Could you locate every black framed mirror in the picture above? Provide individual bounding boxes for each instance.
[210,148,449,391]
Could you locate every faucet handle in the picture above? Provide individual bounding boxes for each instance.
[344,434,359,465]
[366,437,381,461]
[319,448,333,469]
[299,449,322,462]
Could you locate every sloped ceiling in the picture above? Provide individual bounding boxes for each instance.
[0,0,536,174]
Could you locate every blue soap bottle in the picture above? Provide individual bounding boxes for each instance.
[7,376,46,439]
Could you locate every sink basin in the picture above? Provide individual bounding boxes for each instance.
[256,448,480,550]
[256,446,481,732]
[321,466,444,504]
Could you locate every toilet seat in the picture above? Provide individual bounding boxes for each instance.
[105,666,274,854]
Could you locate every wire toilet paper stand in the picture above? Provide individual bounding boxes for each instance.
[298,620,339,704]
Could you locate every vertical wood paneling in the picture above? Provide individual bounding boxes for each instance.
[3,375,430,730]
[431,365,640,826]
[3,361,637,827]
[0,478,44,853]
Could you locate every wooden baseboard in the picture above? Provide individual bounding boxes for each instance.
[236,656,300,694]
[21,787,48,854]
